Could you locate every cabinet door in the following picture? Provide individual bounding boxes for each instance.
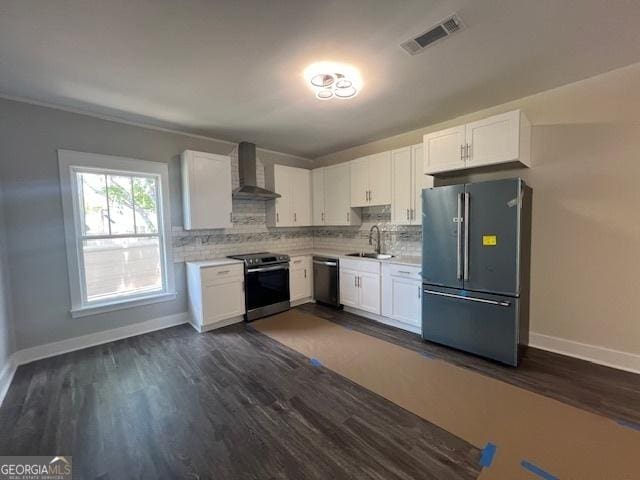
[183,151,232,229]
[391,147,413,225]
[290,257,311,301]
[368,151,392,206]
[291,168,312,226]
[350,157,369,207]
[202,279,245,324]
[465,110,520,168]
[358,272,381,315]
[339,269,358,308]
[274,165,293,226]
[389,277,421,327]
[325,163,354,225]
[423,126,466,174]
[312,168,325,225]
[411,143,433,226]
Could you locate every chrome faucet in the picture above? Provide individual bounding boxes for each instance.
[369,225,381,254]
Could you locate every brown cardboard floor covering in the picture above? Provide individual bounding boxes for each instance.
[253,310,640,480]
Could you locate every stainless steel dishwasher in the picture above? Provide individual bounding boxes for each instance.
[313,256,341,308]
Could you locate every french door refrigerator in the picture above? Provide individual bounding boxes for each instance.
[421,178,531,366]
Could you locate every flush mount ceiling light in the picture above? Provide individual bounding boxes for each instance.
[304,62,362,100]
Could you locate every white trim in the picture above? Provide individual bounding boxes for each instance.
[70,292,176,318]
[529,332,640,374]
[13,313,188,368]
[0,94,313,164]
[343,306,421,334]
[188,315,244,333]
[58,150,175,315]
[291,297,314,307]
[0,353,19,408]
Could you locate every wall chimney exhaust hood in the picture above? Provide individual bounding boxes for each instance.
[232,142,281,200]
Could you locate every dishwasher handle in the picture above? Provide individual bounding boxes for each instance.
[313,260,337,267]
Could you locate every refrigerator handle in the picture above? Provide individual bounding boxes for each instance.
[463,192,470,281]
[456,193,462,280]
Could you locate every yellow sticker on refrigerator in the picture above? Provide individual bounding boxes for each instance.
[482,235,497,246]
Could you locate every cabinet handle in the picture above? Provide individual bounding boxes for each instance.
[304,268,307,279]
[276,212,279,223]
[217,270,230,275]
[410,208,414,220]
[460,144,464,161]
[347,212,350,222]
[418,285,421,299]
[354,275,357,288]
[398,270,411,275]
[293,260,302,264]
[466,143,471,160]
[294,212,297,222]
[229,212,233,223]
[406,208,410,220]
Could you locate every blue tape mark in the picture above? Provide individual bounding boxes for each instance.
[617,419,640,432]
[521,460,559,480]
[419,351,435,360]
[479,442,497,468]
[309,358,323,368]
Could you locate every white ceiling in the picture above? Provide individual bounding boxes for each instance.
[2,0,640,158]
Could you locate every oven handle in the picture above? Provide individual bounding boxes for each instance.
[247,264,289,273]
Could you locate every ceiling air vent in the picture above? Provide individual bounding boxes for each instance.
[401,14,465,55]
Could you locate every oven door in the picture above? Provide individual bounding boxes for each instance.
[245,263,290,320]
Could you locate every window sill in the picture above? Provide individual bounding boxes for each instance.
[71,292,177,318]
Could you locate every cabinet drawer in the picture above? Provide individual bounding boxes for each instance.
[340,258,380,275]
[385,263,421,280]
[201,264,244,285]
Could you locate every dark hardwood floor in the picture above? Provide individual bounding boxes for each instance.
[0,313,480,480]
[299,303,640,425]
[1,304,638,479]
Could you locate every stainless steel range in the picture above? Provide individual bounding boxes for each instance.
[227,252,290,321]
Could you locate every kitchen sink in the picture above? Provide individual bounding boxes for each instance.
[346,252,395,260]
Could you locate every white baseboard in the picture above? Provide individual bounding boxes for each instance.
[291,297,314,307]
[343,306,421,335]
[529,332,640,374]
[13,312,189,368]
[190,315,244,333]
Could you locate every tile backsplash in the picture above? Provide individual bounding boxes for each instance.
[172,151,421,262]
[312,205,422,257]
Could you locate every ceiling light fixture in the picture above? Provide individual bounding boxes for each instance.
[304,62,362,100]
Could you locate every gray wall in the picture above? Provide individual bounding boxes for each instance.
[0,98,312,350]
[0,183,15,372]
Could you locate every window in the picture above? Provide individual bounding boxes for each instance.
[59,150,175,317]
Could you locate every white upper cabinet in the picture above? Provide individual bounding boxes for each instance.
[350,151,392,207]
[349,157,369,207]
[323,163,361,226]
[312,168,325,225]
[181,150,233,230]
[266,165,312,227]
[423,125,467,174]
[391,144,433,225]
[423,109,531,175]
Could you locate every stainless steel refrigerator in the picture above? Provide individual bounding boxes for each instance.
[421,178,532,366]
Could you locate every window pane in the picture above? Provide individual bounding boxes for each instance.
[78,172,109,236]
[132,176,158,234]
[82,237,162,301]
[106,175,136,234]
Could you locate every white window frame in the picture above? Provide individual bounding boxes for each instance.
[58,149,176,318]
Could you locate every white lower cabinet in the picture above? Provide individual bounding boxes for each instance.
[290,255,312,303]
[382,264,422,331]
[339,259,380,315]
[186,262,246,332]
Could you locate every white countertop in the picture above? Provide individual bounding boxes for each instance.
[186,258,244,268]
[283,249,421,267]
[187,250,421,269]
